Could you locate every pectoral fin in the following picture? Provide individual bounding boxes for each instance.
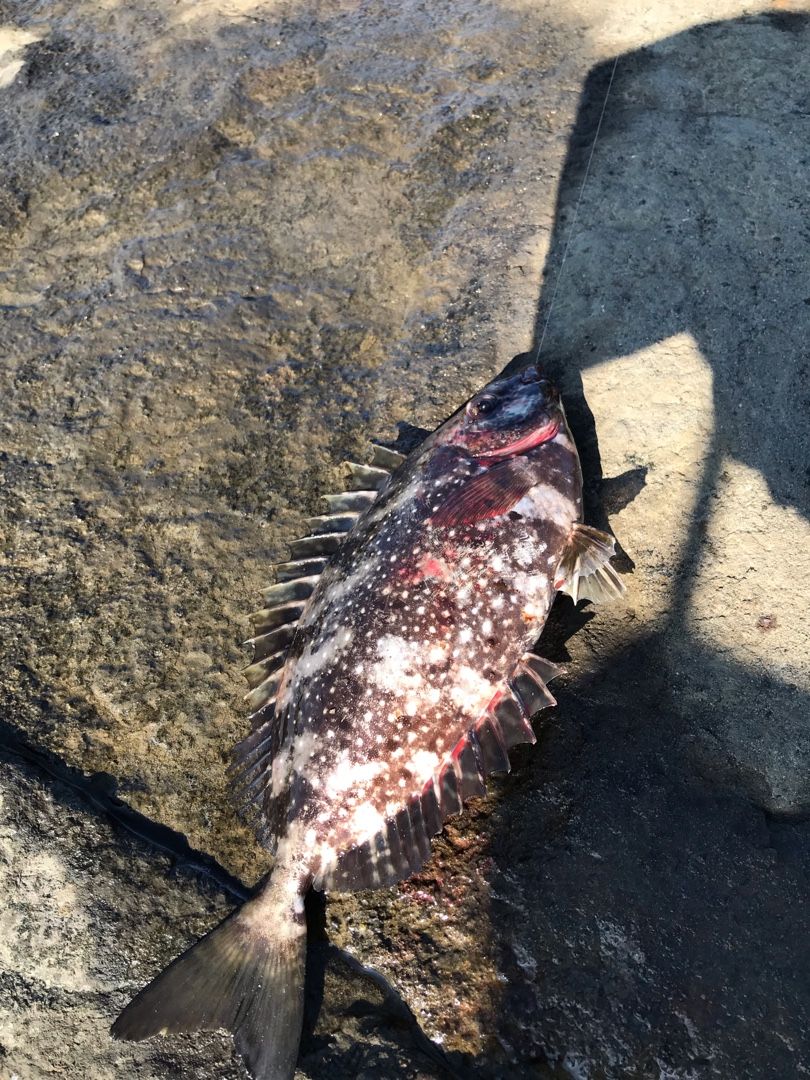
[555,523,626,604]
[429,458,535,528]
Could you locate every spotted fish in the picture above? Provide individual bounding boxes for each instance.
[112,361,624,1078]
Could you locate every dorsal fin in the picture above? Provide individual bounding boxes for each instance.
[243,651,286,691]
[323,491,378,513]
[275,557,329,582]
[370,443,406,470]
[305,512,361,533]
[344,462,391,491]
[230,437,410,839]
[317,651,562,892]
[261,578,319,606]
[248,602,307,637]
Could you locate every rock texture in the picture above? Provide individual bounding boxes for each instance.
[1,0,808,1077]
[0,752,245,1078]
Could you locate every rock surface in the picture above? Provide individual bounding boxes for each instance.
[0,745,455,1078]
[0,751,245,1078]
[1,0,808,1077]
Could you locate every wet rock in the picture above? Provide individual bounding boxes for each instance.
[0,754,245,1078]
[0,0,579,881]
[1,0,809,1077]
[0,748,450,1078]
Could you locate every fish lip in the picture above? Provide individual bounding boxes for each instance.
[477,417,561,461]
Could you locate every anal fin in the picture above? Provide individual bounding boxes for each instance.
[481,650,562,757]
[320,652,561,894]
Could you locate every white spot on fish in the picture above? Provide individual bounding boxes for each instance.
[370,635,426,697]
[449,665,495,716]
[512,537,537,568]
[349,801,385,841]
[427,643,446,665]
[296,625,354,679]
[324,753,384,797]
[271,752,289,797]
[406,749,440,780]
[516,483,577,527]
[291,730,317,773]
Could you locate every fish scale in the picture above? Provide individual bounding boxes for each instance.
[113,362,625,1080]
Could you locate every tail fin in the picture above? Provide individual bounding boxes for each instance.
[111,873,307,1080]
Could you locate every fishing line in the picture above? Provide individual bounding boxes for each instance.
[534,54,619,363]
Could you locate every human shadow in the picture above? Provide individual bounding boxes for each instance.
[485,12,810,1077]
[532,10,810,510]
[531,8,810,811]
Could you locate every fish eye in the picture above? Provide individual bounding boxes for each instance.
[467,394,498,418]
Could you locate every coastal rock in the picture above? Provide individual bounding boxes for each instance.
[1,1,808,1076]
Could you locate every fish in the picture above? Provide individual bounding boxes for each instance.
[111,359,624,1079]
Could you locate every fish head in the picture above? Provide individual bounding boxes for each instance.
[445,364,563,460]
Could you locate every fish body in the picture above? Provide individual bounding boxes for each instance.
[264,370,582,888]
[112,362,624,1079]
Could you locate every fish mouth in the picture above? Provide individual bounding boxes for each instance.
[479,417,560,460]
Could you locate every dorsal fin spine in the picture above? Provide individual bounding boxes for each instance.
[305,512,359,533]
[232,755,275,800]
[370,443,407,470]
[345,462,390,491]
[248,602,306,636]
[275,558,329,582]
[323,491,378,513]
[289,533,345,559]
[228,726,275,776]
[261,578,319,606]
[244,675,281,714]
[243,652,286,690]
[246,625,297,663]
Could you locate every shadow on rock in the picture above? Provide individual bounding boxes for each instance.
[484,12,810,1077]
